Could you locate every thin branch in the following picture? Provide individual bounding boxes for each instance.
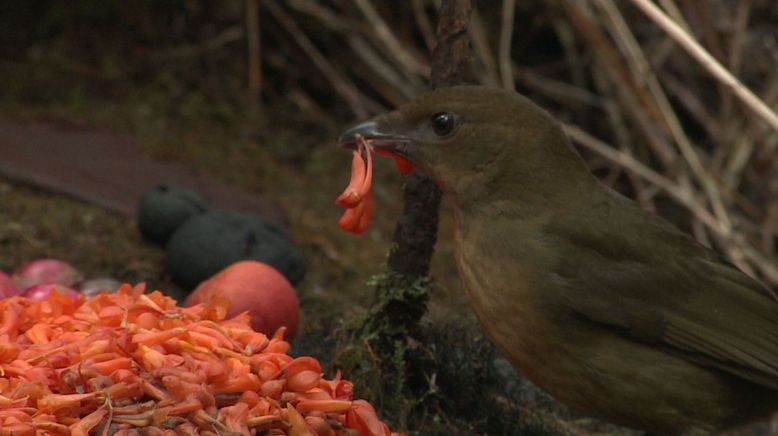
[347,36,424,100]
[286,0,357,33]
[152,26,244,61]
[657,0,691,32]
[629,0,778,133]
[568,123,778,282]
[564,2,680,169]
[513,64,603,108]
[564,124,765,277]
[726,0,752,95]
[563,124,719,229]
[549,12,587,88]
[467,8,501,87]
[245,0,262,99]
[264,0,371,118]
[411,0,437,52]
[596,0,734,237]
[661,74,721,140]
[285,0,426,100]
[498,0,516,91]
[590,68,657,210]
[352,0,430,79]
[722,134,755,193]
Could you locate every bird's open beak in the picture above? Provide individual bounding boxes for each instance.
[337,119,413,159]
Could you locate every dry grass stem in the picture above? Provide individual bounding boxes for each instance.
[596,1,733,235]
[265,0,374,118]
[353,0,430,79]
[467,8,501,87]
[411,0,437,52]
[629,0,778,133]
[245,0,262,98]
[499,0,517,91]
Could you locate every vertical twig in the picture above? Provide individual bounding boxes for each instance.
[429,0,475,89]
[498,0,516,91]
[387,0,474,277]
[467,9,501,87]
[411,0,436,53]
[717,0,752,163]
[362,0,473,346]
[245,0,262,102]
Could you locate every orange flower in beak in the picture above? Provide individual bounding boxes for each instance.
[336,135,374,234]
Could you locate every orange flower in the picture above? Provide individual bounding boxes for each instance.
[0,285,402,435]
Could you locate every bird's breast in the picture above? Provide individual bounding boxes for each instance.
[452,216,566,378]
[452,212,615,412]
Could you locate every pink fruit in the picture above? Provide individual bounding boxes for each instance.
[22,283,81,302]
[0,271,19,298]
[13,258,82,289]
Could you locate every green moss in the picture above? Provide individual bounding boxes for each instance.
[360,272,431,349]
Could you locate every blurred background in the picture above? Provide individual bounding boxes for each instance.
[1,1,777,434]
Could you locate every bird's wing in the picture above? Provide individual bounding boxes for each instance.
[544,193,778,389]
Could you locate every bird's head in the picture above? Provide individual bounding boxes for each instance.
[339,85,594,207]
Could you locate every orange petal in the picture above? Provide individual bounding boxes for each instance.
[131,327,187,346]
[357,137,373,198]
[166,398,203,415]
[287,370,321,393]
[286,403,315,436]
[296,399,352,413]
[353,190,374,235]
[37,392,98,413]
[0,424,35,436]
[346,400,387,436]
[284,356,322,378]
[338,208,358,232]
[336,150,367,208]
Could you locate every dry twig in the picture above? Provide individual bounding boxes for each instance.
[629,0,778,133]
[245,0,262,99]
[264,0,376,118]
[499,0,516,91]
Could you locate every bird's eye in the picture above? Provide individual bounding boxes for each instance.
[430,112,456,136]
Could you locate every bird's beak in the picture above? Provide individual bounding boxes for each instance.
[337,118,414,159]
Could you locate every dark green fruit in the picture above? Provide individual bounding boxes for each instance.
[137,184,208,245]
[165,211,306,288]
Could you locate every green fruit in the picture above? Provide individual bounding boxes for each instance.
[165,211,306,288]
[137,184,208,245]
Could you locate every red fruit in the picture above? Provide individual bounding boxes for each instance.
[13,259,82,289]
[185,261,300,340]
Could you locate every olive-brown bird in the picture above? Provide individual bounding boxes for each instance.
[338,86,778,435]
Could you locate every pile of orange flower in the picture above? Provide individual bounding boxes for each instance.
[0,284,402,435]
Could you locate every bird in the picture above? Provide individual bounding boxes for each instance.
[337,85,778,435]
